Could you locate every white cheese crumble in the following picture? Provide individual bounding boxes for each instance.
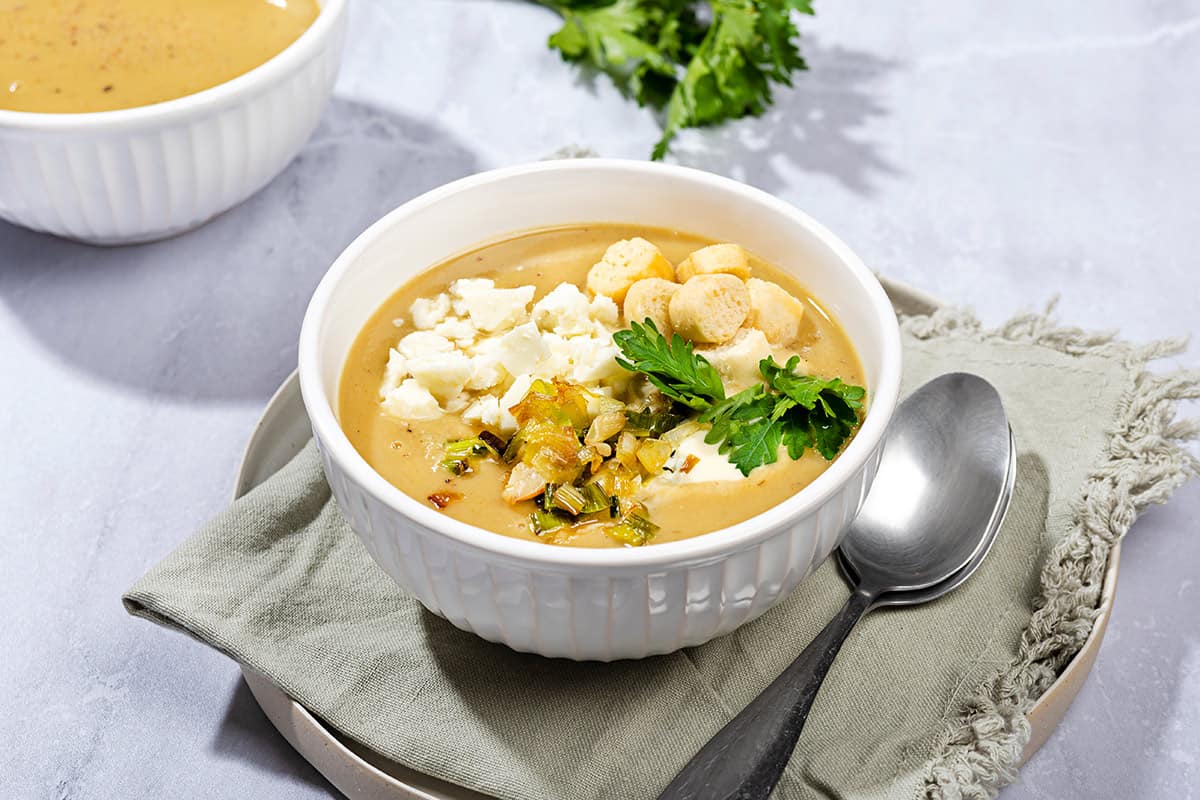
[410,294,451,330]
[381,378,441,421]
[450,278,535,332]
[379,280,628,432]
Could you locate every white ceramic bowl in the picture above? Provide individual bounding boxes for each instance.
[299,159,903,661]
[0,0,346,245]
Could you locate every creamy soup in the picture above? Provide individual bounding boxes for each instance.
[340,225,866,548]
[0,0,319,113]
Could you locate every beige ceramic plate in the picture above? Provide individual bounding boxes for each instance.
[233,278,1120,799]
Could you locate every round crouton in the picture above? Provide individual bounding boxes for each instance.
[668,274,750,344]
[623,278,680,337]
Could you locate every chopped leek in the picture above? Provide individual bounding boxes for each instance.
[625,408,686,437]
[551,484,588,515]
[440,435,502,475]
[607,511,660,546]
[478,430,507,457]
[529,509,568,536]
[539,484,558,512]
[579,483,611,515]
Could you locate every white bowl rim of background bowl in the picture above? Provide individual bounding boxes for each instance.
[0,0,347,132]
[299,158,903,571]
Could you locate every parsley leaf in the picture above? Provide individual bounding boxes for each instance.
[778,413,813,459]
[613,324,865,475]
[700,386,783,474]
[539,0,814,159]
[547,0,679,108]
[760,355,865,460]
[613,319,727,409]
[759,356,865,412]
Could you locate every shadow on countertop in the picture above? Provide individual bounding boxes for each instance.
[670,40,900,197]
[0,98,482,404]
[211,678,341,798]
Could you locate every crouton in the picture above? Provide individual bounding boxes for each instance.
[668,273,750,344]
[585,238,675,304]
[623,278,680,337]
[675,243,752,283]
[745,278,807,345]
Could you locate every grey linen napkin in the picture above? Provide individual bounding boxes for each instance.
[124,296,1198,800]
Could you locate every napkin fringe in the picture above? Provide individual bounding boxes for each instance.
[899,303,1200,800]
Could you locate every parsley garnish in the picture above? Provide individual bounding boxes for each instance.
[539,0,814,159]
[613,320,727,409]
[614,323,865,475]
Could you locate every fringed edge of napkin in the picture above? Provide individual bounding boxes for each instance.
[899,303,1200,800]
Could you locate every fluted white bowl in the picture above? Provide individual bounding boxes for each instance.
[0,0,346,245]
[299,160,902,661]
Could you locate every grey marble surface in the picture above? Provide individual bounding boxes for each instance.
[1,0,1198,797]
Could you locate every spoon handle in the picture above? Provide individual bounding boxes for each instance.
[657,588,875,800]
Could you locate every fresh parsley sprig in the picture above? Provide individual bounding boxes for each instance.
[613,320,728,409]
[614,323,865,475]
[538,0,815,159]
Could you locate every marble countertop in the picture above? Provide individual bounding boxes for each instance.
[2,0,1197,797]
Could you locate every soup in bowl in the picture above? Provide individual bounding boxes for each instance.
[300,160,902,660]
[1,0,320,113]
[340,226,867,547]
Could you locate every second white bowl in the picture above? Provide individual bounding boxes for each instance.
[0,0,347,245]
[299,159,903,660]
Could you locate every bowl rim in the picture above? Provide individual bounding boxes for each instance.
[0,0,346,131]
[299,158,903,570]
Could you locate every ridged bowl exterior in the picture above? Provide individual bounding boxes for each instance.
[298,160,903,662]
[317,431,882,661]
[0,2,346,245]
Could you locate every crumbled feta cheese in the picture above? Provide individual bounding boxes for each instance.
[410,293,451,330]
[567,337,625,384]
[448,278,495,316]
[398,331,454,360]
[533,283,593,336]
[381,379,441,421]
[534,332,572,380]
[465,337,508,391]
[498,374,535,433]
[589,295,620,327]
[497,322,550,376]
[474,286,535,332]
[463,395,502,428]
[698,328,776,392]
[443,392,472,414]
[380,280,626,427]
[406,351,473,403]
[433,316,477,343]
[379,348,408,398]
[450,279,534,332]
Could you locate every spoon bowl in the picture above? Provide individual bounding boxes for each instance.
[862,424,1015,608]
[841,372,1015,598]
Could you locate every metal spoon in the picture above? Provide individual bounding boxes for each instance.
[658,372,1016,800]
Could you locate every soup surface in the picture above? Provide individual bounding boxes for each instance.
[340,225,866,547]
[0,0,319,113]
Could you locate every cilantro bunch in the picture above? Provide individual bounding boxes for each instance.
[613,320,865,475]
[537,0,815,159]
